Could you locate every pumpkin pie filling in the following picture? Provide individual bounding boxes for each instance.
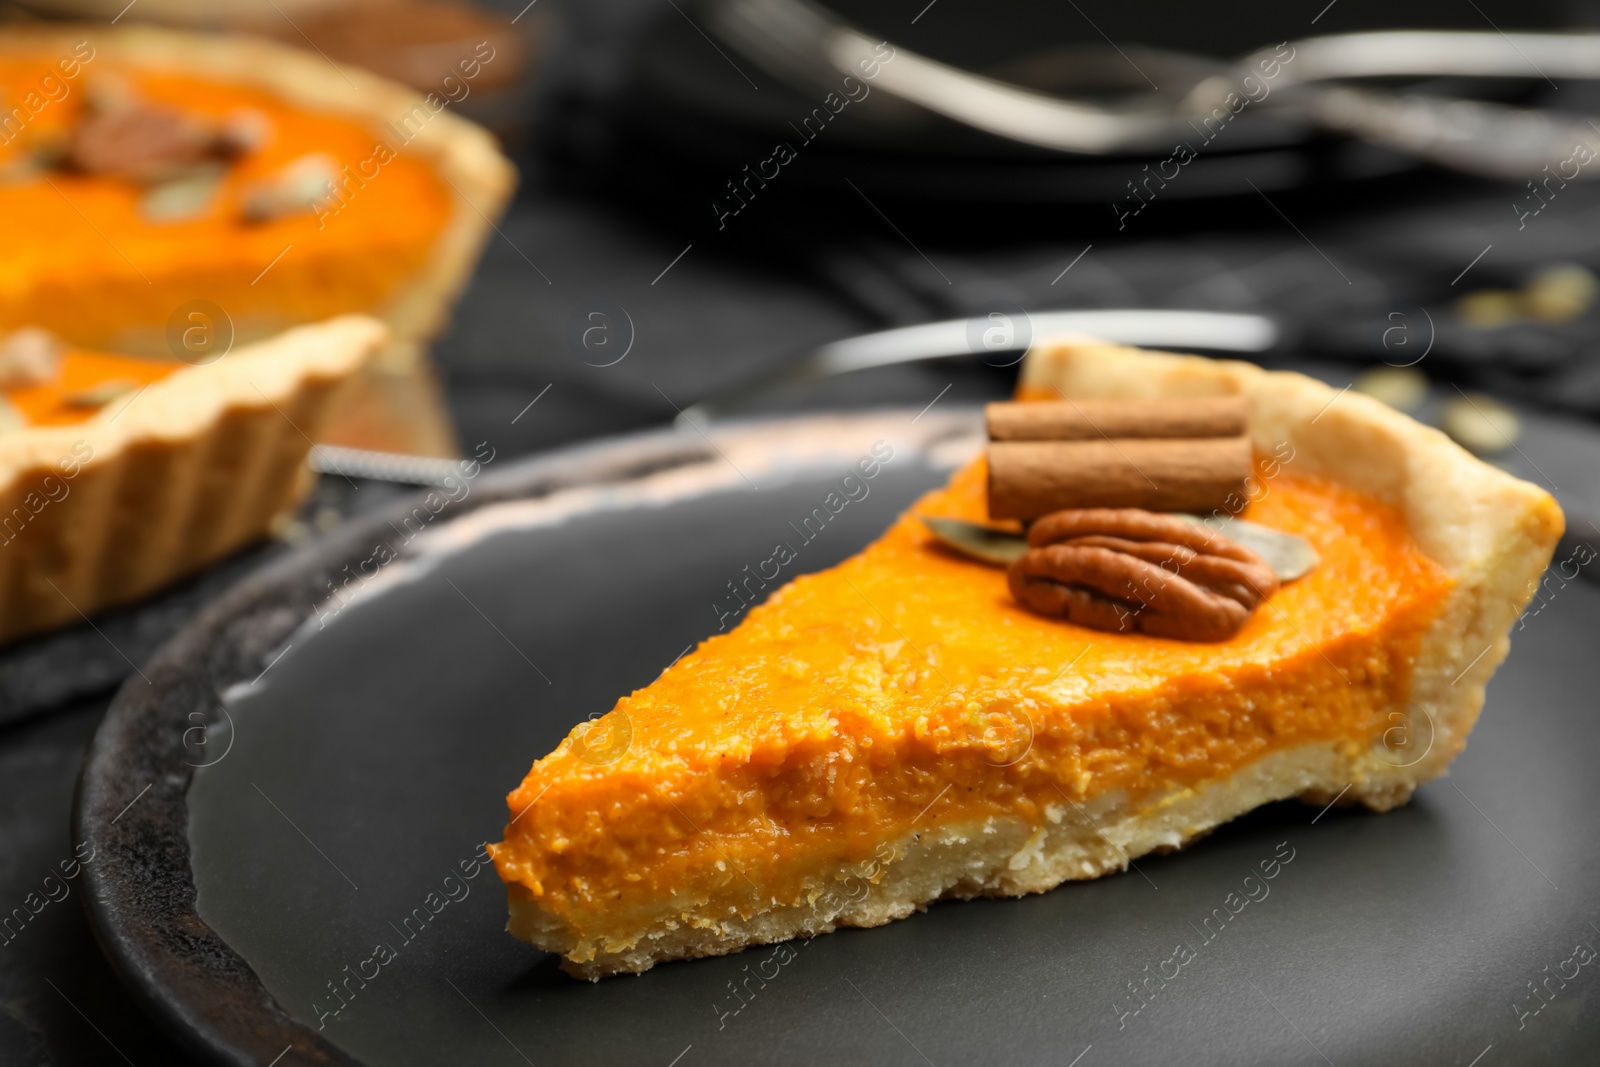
[0,60,451,347]
[3,347,177,426]
[491,458,1454,963]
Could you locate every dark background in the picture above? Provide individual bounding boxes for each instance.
[6,0,1600,1061]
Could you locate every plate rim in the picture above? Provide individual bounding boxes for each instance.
[71,409,978,1067]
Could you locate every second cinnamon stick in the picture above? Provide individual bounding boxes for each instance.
[988,437,1251,518]
[987,397,1247,441]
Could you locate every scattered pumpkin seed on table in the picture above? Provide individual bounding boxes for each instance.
[1441,394,1520,455]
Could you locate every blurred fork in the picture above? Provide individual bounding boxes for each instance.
[710,0,1600,180]
[675,309,1278,426]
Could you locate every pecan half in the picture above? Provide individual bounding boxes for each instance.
[65,86,256,184]
[1006,508,1280,641]
[67,104,219,182]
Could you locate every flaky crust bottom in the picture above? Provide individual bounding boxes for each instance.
[509,337,1564,979]
[516,741,1405,980]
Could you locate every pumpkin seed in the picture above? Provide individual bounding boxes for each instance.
[141,163,225,223]
[63,378,139,409]
[241,152,338,222]
[921,513,1319,582]
[1177,513,1321,581]
[0,326,63,388]
[920,516,1031,566]
[1441,394,1520,456]
[0,394,25,434]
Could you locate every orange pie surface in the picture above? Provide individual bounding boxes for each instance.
[0,59,451,347]
[491,457,1454,952]
[4,348,177,426]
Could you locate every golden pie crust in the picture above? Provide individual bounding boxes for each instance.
[494,338,1564,979]
[0,315,385,646]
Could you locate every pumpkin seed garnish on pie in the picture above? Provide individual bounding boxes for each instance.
[490,339,1563,979]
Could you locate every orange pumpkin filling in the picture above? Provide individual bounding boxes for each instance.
[4,348,177,426]
[491,458,1454,950]
[0,60,451,347]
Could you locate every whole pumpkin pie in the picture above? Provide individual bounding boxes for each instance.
[490,338,1564,979]
[0,25,512,353]
[0,315,385,646]
[0,25,513,454]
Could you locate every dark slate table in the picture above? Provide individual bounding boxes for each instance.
[11,4,1600,1056]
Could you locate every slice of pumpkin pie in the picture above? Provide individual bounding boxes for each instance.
[490,338,1563,979]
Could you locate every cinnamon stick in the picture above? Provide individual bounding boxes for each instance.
[987,437,1251,519]
[986,397,1247,441]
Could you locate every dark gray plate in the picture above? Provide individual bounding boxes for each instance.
[77,410,1600,1067]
